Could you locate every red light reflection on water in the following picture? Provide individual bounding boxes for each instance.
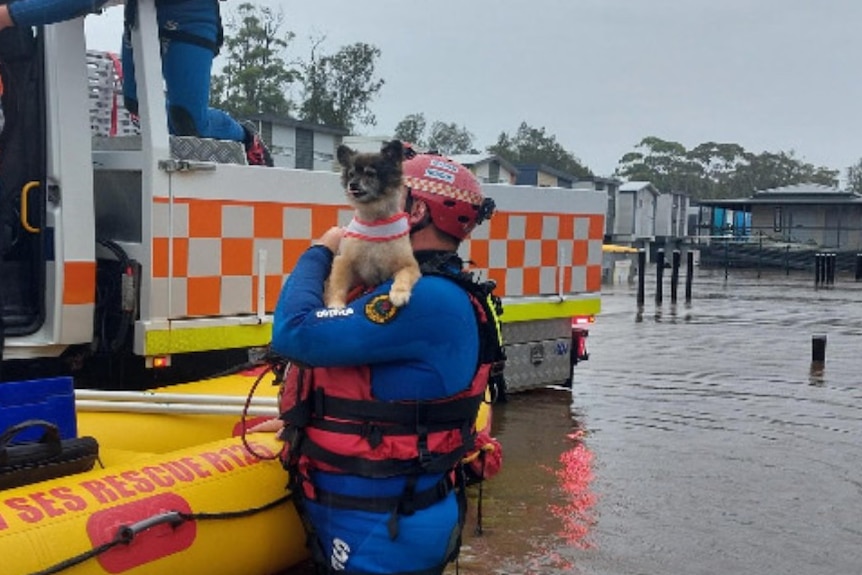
[546,430,597,549]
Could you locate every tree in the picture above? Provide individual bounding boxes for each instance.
[210,3,299,117]
[393,113,427,146]
[848,159,862,194]
[615,137,839,199]
[487,122,592,178]
[616,137,710,197]
[298,40,384,131]
[426,122,475,155]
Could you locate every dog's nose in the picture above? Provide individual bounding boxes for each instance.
[349,182,360,191]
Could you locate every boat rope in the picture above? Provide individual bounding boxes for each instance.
[25,494,292,575]
[240,356,286,461]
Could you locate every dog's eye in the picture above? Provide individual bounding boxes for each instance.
[348,169,356,178]
[363,167,377,177]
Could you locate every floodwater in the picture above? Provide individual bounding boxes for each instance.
[288,268,862,575]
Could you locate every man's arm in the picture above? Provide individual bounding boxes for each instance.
[0,0,112,31]
[271,243,476,370]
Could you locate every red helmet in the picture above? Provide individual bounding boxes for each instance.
[402,152,495,240]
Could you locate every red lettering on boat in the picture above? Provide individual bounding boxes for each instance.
[200,450,233,472]
[80,479,120,504]
[141,465,175,488]
[51,487,87,512]
[120,470,156,494]
[30,492,66,519]
[4,497,43,523]
[103,475,137,499]
[180,456,211,479]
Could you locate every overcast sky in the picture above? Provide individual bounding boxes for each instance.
[85,0,862,179]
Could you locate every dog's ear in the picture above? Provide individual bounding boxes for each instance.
[336,144,356,168]
[380,140,405,164]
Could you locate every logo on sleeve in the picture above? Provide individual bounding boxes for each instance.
[364,295,399,324]
[316,308,354,319]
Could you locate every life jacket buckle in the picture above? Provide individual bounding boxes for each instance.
[361,423,384,449]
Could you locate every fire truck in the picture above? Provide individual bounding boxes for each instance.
[0,5,604,394]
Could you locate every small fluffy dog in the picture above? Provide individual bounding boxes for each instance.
[326,140,421,309]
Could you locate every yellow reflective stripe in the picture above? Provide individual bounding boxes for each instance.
[144,323,273,356]
[485,294,504,346]
[501,298,601,323]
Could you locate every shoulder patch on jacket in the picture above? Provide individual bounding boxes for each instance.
[364,295,399,324]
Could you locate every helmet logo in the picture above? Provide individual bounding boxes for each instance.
[424,167,455,184]
[430,159,458,173]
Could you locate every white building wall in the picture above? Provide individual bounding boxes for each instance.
[655,194,673,237]
[614,192,636,236]
[269,125,296,169]
[313,132,338,172]
[635,189,656,238]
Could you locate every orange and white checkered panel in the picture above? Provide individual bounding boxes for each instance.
[151,198,353,318]
[151,197,604,318]
[462,211,604,297]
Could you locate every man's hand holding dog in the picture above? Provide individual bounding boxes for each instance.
[315,226,345,255]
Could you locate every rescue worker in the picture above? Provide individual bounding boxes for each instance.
[0,0,273,166]
[269,150,504,574]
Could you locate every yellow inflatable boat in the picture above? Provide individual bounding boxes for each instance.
[0,366,495,575]
[0,367,308,575]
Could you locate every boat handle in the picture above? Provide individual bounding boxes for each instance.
[118,511,185,542]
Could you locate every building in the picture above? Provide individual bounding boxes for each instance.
[447,154,518,184]
[611,181,659,246]
[514,164,579,188]
[697,183,862,250]
[242,114,349,171]
[340,135,392,154]
[655,191,690,240]
[573,177,622,240]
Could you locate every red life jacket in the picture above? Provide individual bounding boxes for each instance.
[279,360,490,480]
[277,268,505,513]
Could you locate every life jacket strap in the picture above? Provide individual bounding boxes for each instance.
[309,473,453,515]
[310,389,483,427]
[299,437,470,477]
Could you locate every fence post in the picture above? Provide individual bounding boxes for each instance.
[637,249,646,307]
[670,250,680,304]
[685,251,694,303]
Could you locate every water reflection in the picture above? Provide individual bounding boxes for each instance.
[547,430,596,550]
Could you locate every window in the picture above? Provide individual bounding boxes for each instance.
[295,128,313,170]
[773,207,782,232]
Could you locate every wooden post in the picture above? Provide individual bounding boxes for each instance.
[655,249,665,305]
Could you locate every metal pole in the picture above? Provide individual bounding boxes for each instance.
[811,335,827,363]
[75,400,278,417]
[670,250,680,304]
[815,253,822,286]
[75,389,277,407]
[637,249,646,307]
[685,251,694,303]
